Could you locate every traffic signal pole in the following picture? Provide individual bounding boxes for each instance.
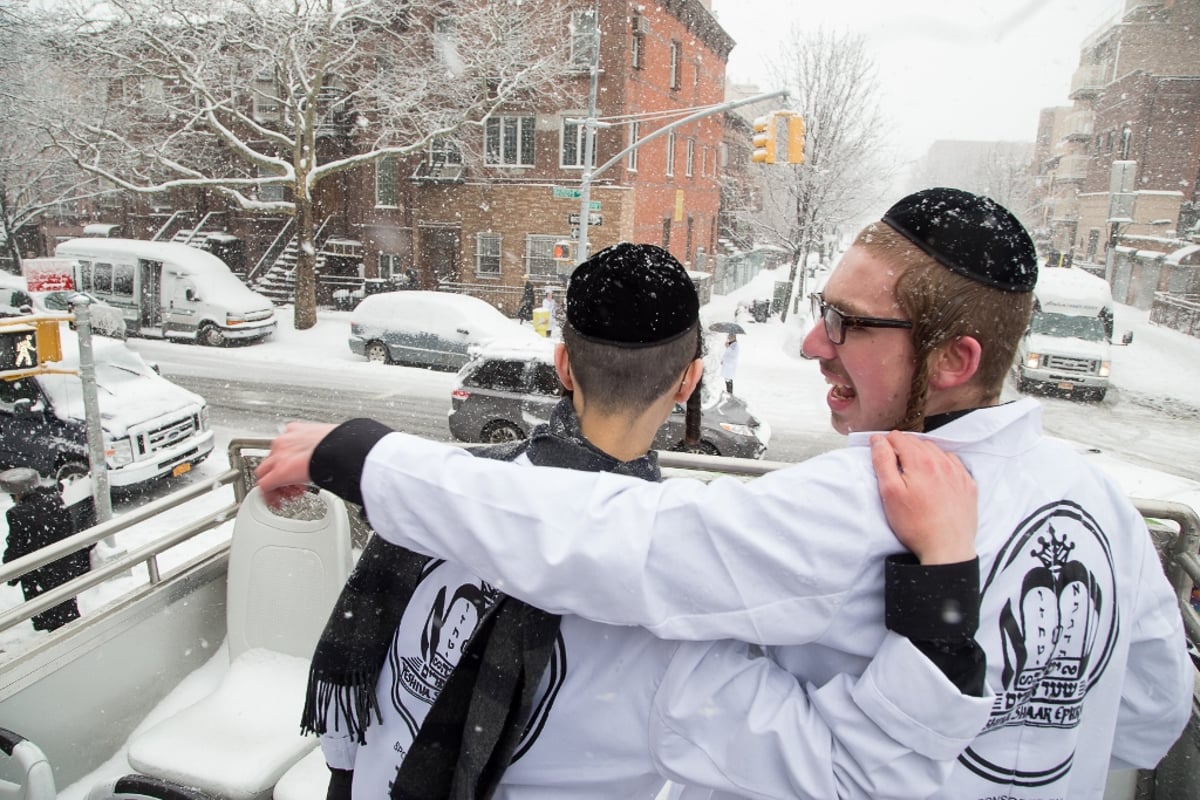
[572,63,788,264]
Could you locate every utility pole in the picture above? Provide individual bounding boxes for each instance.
[576,7,602,266]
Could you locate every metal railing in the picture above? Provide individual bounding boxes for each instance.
[2,442,1198,655]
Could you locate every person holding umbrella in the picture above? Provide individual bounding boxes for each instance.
[709,321,744,394]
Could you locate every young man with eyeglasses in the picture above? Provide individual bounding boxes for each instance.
[257,189,1192,798]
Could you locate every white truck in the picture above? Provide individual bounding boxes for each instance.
[51,239,277,347]
[1015,266,1124,402]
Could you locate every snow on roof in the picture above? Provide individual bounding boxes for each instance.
[1165,244,1200,266]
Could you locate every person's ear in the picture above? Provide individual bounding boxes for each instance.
[553,343,575,390]
[673,358,705,402]
[927,335,982,390]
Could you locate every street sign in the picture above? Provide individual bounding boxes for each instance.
[551,187,600,209]
[568,213,603,226]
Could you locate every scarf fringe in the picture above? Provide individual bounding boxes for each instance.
[300,670,382,745]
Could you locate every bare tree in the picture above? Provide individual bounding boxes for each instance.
[744,28,893,322]
[0,4,113,269]
[41,0,572,328]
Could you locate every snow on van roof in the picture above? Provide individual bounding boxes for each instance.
[54,238,273,312]
[1035,267,1113,313]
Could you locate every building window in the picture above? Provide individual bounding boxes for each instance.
[430,137,463,165]
[525,235,564,279]
[666,132,676,177]
[631,15,646,70]
[628,121,640,172]
[379,253,403,281]
[476,232,501,277]
[561,116,596,169]
[669,40,681,90]
[685,138,695,177]
[251,71,281,124]
[485,116,535,167]
[259,166,284,202]
[570,9,598,70]
[376,155,398,207]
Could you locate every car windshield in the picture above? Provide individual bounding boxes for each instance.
[1031,310,1107,342]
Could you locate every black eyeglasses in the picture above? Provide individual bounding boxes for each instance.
[809,292,912,345]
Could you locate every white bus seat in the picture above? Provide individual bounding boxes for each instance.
[272,748,330,800]
[0,728,55,800]
[127,487,353,800]
[85,774,217,800]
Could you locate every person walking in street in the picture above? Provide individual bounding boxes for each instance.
[257,189,1193,799]
[293,243,990,800]
[540,288,559,337]
[2,468,91,632]
[721,332,739,394]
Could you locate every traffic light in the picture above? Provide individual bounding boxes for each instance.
[784,113,806,165]
[36,319,62,364]
[751,113,778,164]
[0,325,38,373]
[552,240,574,262]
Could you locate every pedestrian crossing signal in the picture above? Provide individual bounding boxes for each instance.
[553,241,574,262]
[0,327,38,372]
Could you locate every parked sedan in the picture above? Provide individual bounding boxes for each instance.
[31,290,128,339]
[349,291,539,370]
[448,340,772,458]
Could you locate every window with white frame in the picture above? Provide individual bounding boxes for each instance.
[252,71,281,124]
[627,121,640,171]
[686,138,695,177]
[570,9,598,70]
[376,155,398,206]
[430,136,463,164]
[379,253,403,281]
[631,15,646,69]
[525,235,564,279]
[561,116,596,169]
[476,232,501,277]
[666,132,676,177]
[485,116,535,166]
[669,40,681,90]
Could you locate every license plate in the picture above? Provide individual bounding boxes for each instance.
[1057,382,1075,391]
[172,462,192,477]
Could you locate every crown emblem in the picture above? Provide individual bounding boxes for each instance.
[1031,524,1076,573]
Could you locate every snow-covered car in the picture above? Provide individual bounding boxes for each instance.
[447,339,772,458]
[30,289,128,339]
[349,290,540,370]
[0,324,214,487]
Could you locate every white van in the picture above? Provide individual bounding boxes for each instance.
[1015,267,1121,401]
[52,238,277,346]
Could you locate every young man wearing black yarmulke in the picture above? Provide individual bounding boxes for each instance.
[289,242,990,800]
[260,188,1191,799]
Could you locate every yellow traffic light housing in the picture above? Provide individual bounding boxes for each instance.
[784,113,806,165]
[36,319,62,364]
[552,240,574,263]
[751,113,778,164]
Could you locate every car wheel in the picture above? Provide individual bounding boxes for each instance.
[199,324,226,347]
[672,440,720,456]
[365,341,392,364]
[56,460,89,483]
[1016,375,1031,393]
[1091,388,1107,402]
[481,421,525,444]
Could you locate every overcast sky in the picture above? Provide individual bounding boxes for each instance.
[711,0,1125,164]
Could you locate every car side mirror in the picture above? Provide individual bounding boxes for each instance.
[13,398,38,417]
[1121,331,1134,345]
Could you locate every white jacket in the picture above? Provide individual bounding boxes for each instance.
[359,398,1193,799]
[325,452,992,800]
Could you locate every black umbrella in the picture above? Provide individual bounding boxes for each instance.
[708,321,746,334]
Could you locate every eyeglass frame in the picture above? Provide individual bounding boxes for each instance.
[809,292,913,346]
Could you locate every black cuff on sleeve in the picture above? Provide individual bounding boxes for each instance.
[886,554,986,697]
[884,554,980,640]
[326,767,353,800]
[310,418,395,506]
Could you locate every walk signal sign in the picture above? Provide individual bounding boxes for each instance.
[0,326,38,372]
[552,240,574,262]
[0,319,63,375]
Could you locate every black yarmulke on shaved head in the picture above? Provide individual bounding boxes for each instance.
[882,187,1037,292]
[566,242,699,347]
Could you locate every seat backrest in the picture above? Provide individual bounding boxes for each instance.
[0,727,55,800]
[226,487,352,661]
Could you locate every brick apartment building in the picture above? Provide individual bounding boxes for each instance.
[39,0,735,315]
[1031,0,1200,278]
